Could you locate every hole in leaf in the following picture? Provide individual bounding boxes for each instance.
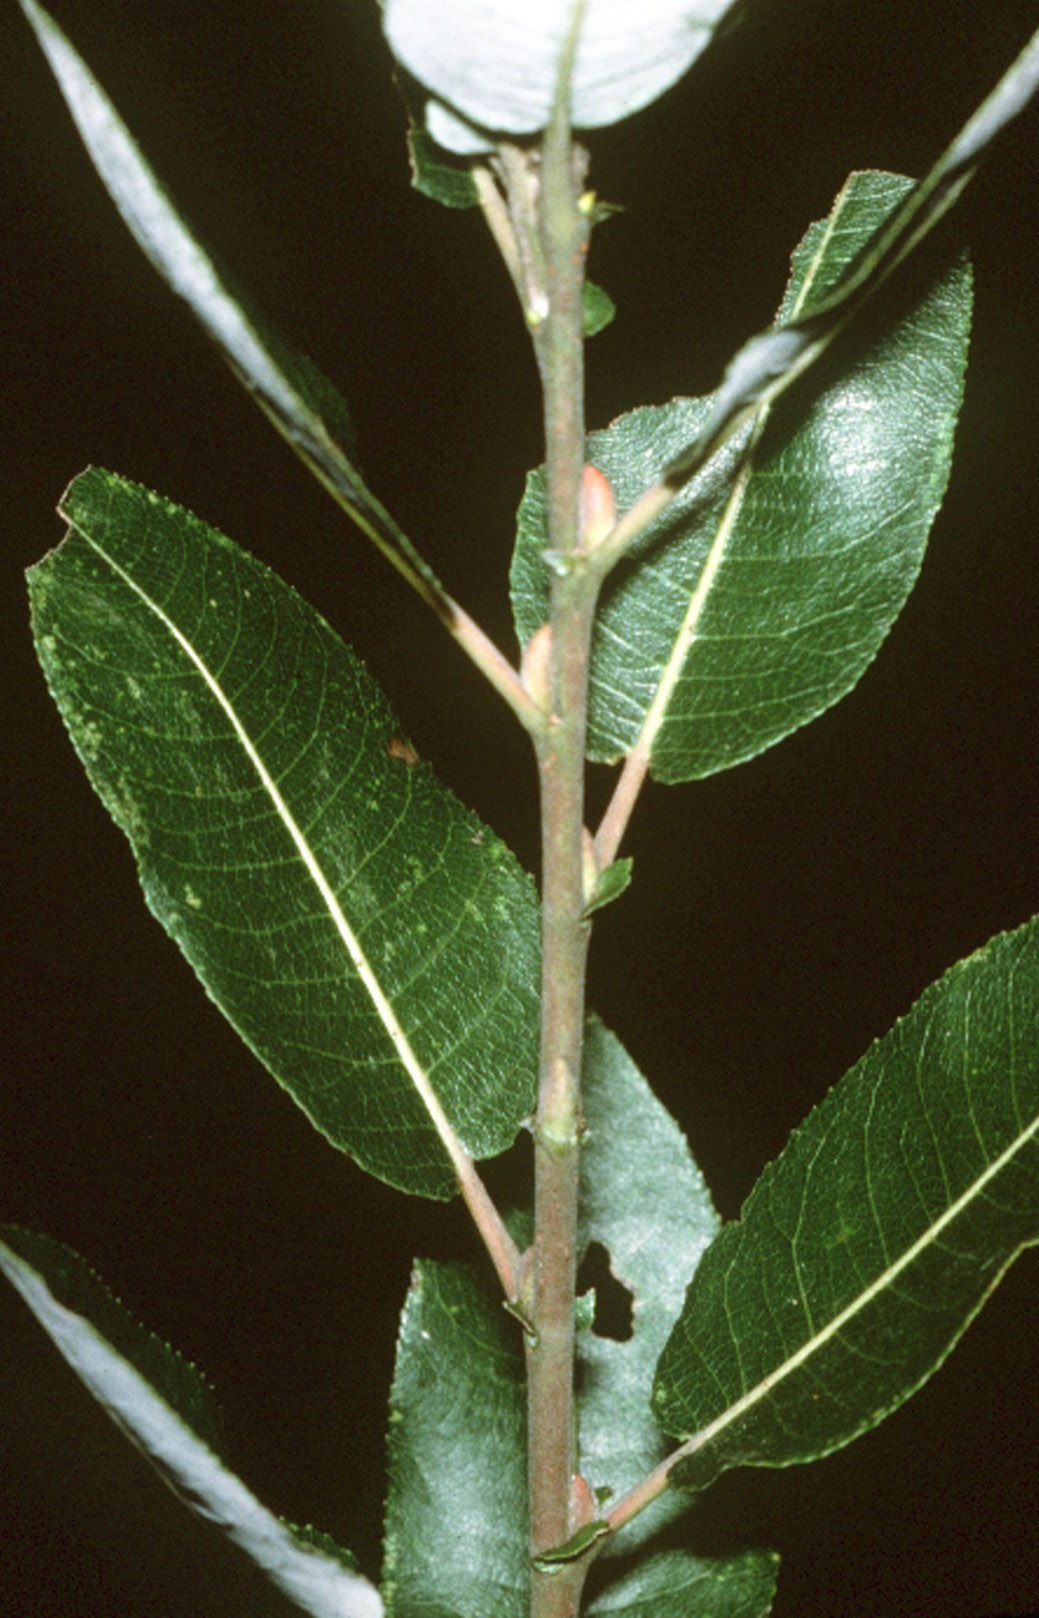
[577,1241,634,1342]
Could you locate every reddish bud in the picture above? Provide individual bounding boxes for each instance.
[579,464,617,552]
[520,622,553,712]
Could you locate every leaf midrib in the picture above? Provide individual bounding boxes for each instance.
[69,515,471,1181]
[634,177,856,768]
[670,1090,1039,1468]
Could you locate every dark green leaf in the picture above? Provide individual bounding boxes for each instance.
[0,1227,380,1618]
[583,282,616,339]
[661,25,1039,488]
[383,1261,528,1618]
[582,858,633,918]
[29,469,540,1198]
[578,1020,719,1553]
[653,916,1039,1494]
[587,1549,778,1618]
[532,1520,610,1567]
[19,0,447,612]
[407,124,480,208]
[383,0,740,154]
[513,173,972,781]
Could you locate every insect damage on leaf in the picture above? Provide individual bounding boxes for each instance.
[387,735,420,767]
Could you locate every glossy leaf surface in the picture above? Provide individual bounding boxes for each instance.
[29,469,540,1198]
[382,1260,528,1618]
[659,24,1039,489]
[0,1227,381,1618]
[383,0,737,154]
[587,1549,778,1618]
[512,173,972,781]
[20,0,446,611]
[653,916,1039,1493]
[578,1020,719,1553]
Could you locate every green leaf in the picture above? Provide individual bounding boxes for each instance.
[653,916,1039,1494]
[382,1261,528,1618]
[0,1226,381,1618]
[382,1031,774,1617]
[402,113,616,336]
[583,281,616,339]
[19,0,447,613]
[578,1020,720,1553]
[660,24,1039,490]
[512,172,972,781]
[582,857,633,918]
[383,0,739,154]
[29,469,540,1198]
[532,1520,610,1567]
[586,1549,779,1618]
[406,124,481,209]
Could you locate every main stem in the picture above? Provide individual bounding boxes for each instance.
[526,62,597,1618]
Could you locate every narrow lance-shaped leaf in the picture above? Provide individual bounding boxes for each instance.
[661,24,1039,487]
[652,916,1039,1497]
[513,172,972,781]
[29,469,540,1198]
[0,1226,382,1618]
[384,0,739,155]
[19,0,446,614]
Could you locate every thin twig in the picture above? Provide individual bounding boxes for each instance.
[454,1156,523,1300]
[472,162,527,308]
[593,740,650,869]
[497,142,551,333]
[448,595,548,738]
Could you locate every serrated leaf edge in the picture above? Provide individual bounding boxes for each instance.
[652,922,1039,1489]
[57,484,480,1195]
[0,1233,382,1618]
[630,172,865,779]
[19,0,445,608]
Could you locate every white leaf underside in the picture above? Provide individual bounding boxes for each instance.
[384,0,736,152]
[0,1240,383,1618]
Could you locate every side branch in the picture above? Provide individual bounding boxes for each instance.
[454,1156,523,1301]
[592,741,650,870]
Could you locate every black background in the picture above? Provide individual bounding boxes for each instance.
[2,3,1037,1615]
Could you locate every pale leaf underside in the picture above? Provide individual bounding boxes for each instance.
[20,0,445,610]
[0,1227,381,1618]
[578,1019,719,1553]
[383,1025,777,1618]
[383,0,738,154]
